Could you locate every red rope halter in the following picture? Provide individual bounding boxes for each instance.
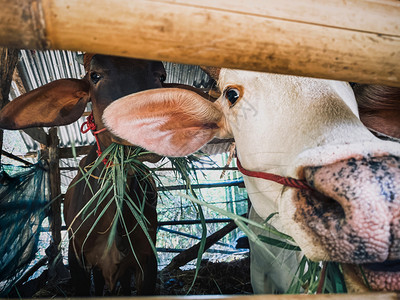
[80,112,108,164]
[236,158,312,190]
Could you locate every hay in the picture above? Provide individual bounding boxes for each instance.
[158,257,252,295]
[9,257,252,297]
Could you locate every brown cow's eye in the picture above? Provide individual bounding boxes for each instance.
[90,72,102,84]
[224,87,240,107]
[160,74,166,83]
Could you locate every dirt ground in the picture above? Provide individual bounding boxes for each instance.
[158,257,253,295]
[10,257,252,297]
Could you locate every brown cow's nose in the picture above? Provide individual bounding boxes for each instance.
[296,156,400,264]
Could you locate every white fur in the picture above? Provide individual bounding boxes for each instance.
[103,70,400,293]
[215,70,400,292]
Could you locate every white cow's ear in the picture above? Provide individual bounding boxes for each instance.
[103,88,227,157]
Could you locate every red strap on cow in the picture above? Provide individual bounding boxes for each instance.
[80,112,108,164]
[236,158,312,190]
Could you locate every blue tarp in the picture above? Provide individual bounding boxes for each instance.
[0,161,49,296]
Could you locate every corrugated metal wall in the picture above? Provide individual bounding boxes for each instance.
[7,50,213,189]
[10,50,212,151]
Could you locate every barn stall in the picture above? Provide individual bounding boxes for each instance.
[0,49,251,297]
[0,0,399,299]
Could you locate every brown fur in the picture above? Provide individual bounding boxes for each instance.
[0,54,165,296]
[65,147,158,296]
[353,84,400,138]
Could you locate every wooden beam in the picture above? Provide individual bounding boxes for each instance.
[37,145,92,159]
[163,219,238,271]
[0,48,19,161]
[47,127,62,246]
[18,294,396,300]
[0,48,19,109]
[159,179,245,191]
[1,150,32,165]
[45,218,234,231]
[58,166,239,171]
[58,145,92,158]
[158,218,232,226]
[12,257,48,289]
[0,0,399,86]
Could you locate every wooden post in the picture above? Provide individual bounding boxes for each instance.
[47,127,62,246]
[0,48,19,162]
[164,219,238,271]
[0,0,399,86]
[0,48,19,108]
[41,128,71,284]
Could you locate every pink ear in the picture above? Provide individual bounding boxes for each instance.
[0,79,89,130]
[103,88,225,157]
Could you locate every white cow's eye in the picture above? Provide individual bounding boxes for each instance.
[224,87,240,107]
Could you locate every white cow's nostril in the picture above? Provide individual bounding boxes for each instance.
[296,155,400,264]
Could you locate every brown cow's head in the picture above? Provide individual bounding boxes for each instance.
[0,54,166,150]
[0,54,168,296]
[83,55,166,147]
[353,84,400,140]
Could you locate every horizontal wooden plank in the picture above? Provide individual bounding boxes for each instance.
[156,0,400,36]
[0,0,47,49]
[1,150,33,165]
[159,179,245,191]
[58,145,92,158]
[29,292,398,300]
[0,0,399,86]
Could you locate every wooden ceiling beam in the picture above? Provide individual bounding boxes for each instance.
[0,0,398,86]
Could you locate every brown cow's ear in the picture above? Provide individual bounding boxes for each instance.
[162,83,218,102]
[0,79,90,130]
[200,66,221,81]
[103,88,229,157]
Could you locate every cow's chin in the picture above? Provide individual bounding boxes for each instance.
[290,187,400,292]
[110,136,162,163]
[342,263,400,292]
[111,135,134,146]
[288,193,400,292]
[288,156,400,292]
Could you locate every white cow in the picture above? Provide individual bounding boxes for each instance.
[103,69,400,292]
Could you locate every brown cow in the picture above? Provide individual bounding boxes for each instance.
[0,54,166,296]
[353,84,400,141]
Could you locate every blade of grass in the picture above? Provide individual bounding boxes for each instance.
[257,235,301,251]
